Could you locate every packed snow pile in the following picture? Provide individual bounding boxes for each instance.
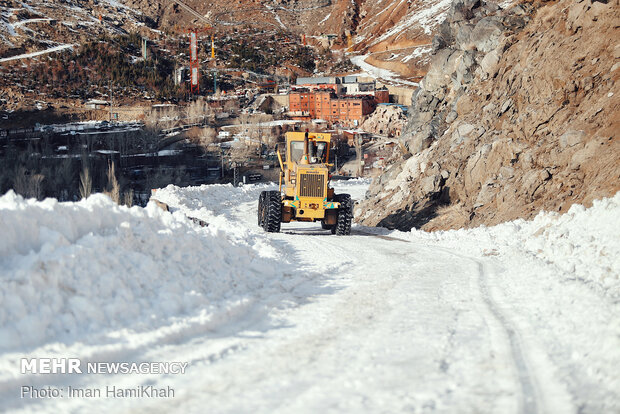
[0,190,308,352]
[404,192,620,299]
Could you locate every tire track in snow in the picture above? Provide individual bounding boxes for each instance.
[156,184,552,412]
[429,244,579,414]
[476,260,539,414]
[353,229,540,412]
[428,245,540,413]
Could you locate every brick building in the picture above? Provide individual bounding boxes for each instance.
[289,76,391,125]
[289,89,377,126]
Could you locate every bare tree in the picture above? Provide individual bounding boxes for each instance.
[79,167,92,199]
[185,98,212,125]
[104,161,120,204]
[123,188,134,207]
[223,98,238,114]
[146,105,181,131]
[200,127,218,149]
[236,113,251,134]
[52,158,75,201]
[228,142,255,166]
[14,167,45,200]
[187,126,219,151]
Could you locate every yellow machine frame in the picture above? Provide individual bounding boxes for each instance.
[276,132,340,223]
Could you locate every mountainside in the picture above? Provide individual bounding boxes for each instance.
[0,0,150,57]
[0,0,339,58]
[0,0,457,86]
[358,0,620,231]
[132,0,337,33]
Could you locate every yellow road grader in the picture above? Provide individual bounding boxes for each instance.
[258,131,353,235]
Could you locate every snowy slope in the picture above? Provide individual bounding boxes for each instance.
[0,183,619,413]
[0,0,145,57]
[347,0,452,84]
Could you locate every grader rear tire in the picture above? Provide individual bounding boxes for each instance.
[262,191,282,233]
[332,194,352,236]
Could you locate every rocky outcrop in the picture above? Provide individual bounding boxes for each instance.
[358,0,620,231]
[360,105,408,137]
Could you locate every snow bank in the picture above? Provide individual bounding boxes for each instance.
[404,192,620,298]
[0,190,303,352]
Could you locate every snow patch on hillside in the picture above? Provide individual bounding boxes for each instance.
[11,18,51,28]
[350,54,419,86]
[402,44,433,63]
[373,0,451,44]
[0,44,76,63]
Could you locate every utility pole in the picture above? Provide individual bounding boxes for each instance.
[142,37,148,60]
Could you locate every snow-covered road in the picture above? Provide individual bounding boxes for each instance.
[1,181,618,413]
[0,44,76,63]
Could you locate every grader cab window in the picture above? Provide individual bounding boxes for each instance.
[289,141,328,164]
[314,142,327,163]
[289,141,305,163]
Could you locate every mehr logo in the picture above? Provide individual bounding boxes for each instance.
[21,358,82,374]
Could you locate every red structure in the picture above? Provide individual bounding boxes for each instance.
[374,88,389,104]
[289,90,377,126]
[187,27,211,95]
[188,30,200,94]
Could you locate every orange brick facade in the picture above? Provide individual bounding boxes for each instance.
[289,91,376,125]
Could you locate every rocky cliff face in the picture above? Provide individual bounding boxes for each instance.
[360,105,408,137]
[358,0,620,231]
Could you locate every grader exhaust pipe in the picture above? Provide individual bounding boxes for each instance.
[301,131,310,164]
[302,130,316,164]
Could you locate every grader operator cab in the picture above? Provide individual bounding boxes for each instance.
[258,131,353,235]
